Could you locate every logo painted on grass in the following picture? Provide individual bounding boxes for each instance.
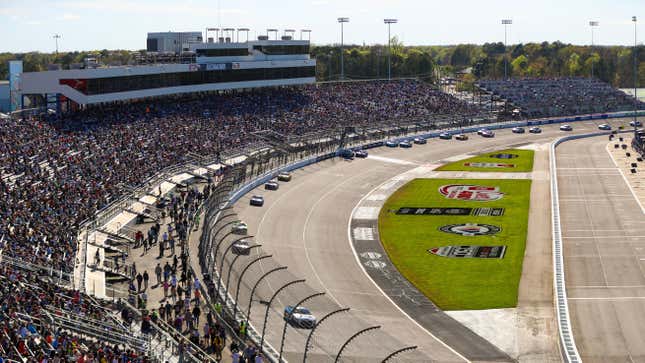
[489,153,519,159]
[396,207,472,215]
[396,207,506,216]
[439,223,501,236]
[463,162,515,168]
[439,185,504,201]
[428,245,507,259]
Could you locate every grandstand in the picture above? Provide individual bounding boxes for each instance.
[477,77,645,118]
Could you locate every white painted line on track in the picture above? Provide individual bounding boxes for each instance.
[606,142,645,215]
[353,206,380,220]
[368,155,418,165]
[346,177,471,363]
[569,297,645,301]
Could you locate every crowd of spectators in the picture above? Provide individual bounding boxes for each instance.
[477,77,644,118]
[0,79,478,361]
[0,266,150,362]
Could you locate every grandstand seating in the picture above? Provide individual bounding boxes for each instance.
[477,78,644,118]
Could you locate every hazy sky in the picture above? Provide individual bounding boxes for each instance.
[1,0,643,52]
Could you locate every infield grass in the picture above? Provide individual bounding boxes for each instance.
[378,178,531,310]
[435,149,534,172]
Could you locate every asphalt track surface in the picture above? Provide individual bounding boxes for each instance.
[557,136,645,363]
[220,118,634,362]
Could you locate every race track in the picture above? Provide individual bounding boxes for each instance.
[220,118,634,362]
[557,135,645,363]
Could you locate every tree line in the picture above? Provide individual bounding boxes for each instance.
[1,40,642,87]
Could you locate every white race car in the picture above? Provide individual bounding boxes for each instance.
[283,306,316,329]
[231,221,248,235]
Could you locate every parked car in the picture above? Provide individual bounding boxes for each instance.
[455,134,469,141]
[511,127,525,133]
[250,195,264,206]
[413,137,427,144]
[529,126,542,133]
[283,306,316,329]
[277,172,292,182]
[264,181,279,190]
[439,133,452,140]
[560,124,573,131]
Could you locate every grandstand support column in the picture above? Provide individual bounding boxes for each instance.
[278,292,325,361]
[233,254,272,318]
[338,17,349,80]
[260,279,306,351]
[303,308,350,363]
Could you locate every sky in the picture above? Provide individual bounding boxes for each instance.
[0,0,643,52]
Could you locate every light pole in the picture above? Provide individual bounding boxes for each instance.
[501,19,513,79]
[633,16,638,133]
[384,19,398,80]
[338,17,349,80]
[53,34,61,55]
[589,21,599,78]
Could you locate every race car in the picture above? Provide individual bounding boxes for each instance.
[511,127,525,134]
[477,128,490,135]
[277,172,292,182]
[560,124,573,131]
[385,140,398,147]
[354,150,368,158]
[413,137,427,144]
[339,149,354,160]
[480,130,495,138]
[231,221,248,235]
[630,120,642,127]
[455,134,469,141]
[264,181,279,190]
[283,306,316,329]
[597,124,612,130]
[399,140,413,148]
[232,239,252,255]
[250,195,264,207]
[438,133,452,140]
[528,126,542,133]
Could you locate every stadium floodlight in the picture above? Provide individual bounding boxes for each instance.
[384,19,398,80]
[338,17,349,80]
[501,19,513,79]
[300,29,311,41]
[284,29,295,39]
[589,21,599,78]
[53,34,61,55]
[237,28,250,42]
[633,16,638,133]
[267,28,278,40]
[206,28,219,43]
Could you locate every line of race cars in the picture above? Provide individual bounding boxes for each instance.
[244,170,319,329]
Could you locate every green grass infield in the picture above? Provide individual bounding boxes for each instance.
[434,149,534,172]
[378,178,531,310]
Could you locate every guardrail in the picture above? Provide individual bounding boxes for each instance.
[549,130,634,363]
